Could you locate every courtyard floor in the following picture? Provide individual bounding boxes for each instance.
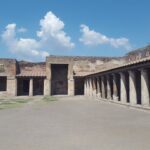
[0,96,150,150]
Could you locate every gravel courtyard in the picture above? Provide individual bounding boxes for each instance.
[0,96,150,150]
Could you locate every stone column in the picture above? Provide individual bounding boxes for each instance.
[120,72,127,104]
[107,75,111,100]
[68,78,74,96]
[141,69,149,106]
[96,77,100,97]
[91,78,93,96]
[84,79,87,96]
[29,78,33,96]
[92,77,97,96]
[68,63,75,96]
[86,79,89,96]
[89,78,93,96]
[7,76,17,96]
[112,74,118,101]
[45,63,51,96]
[129,71,137,105]
[88,78,91,96]
[44,79,51,96]
[101,76,105,98]
[99,77,102,98]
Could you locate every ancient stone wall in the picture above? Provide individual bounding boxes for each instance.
[126,45,150,62]
[0,59,17,76]
[17,61,46,76]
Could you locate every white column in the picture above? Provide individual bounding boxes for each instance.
[44,79,51,96]
[89,78,93,96]
[68,78,74,96]
[29,78,33,96]
[101,76,105,98]
[141,69,149,106]
[112,74,118,101]
[99,77,102,98]
[120,72,127,104]
[84,79,88,96]
[129,71,137,105]
[87,79,90,96]
[92,77,97,96]
[84,79,86,95]
[107,75,111,100]
[96,77,100,97]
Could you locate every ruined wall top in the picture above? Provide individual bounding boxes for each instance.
[17,61,46,77]
[46,55,125,76]
[126,45,150,62]
[0,59,17,76]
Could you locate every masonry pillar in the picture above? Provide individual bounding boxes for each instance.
[88,78,91,96]
[96,77,100,97]
[91,78,93,96]
[92,77,97,96]
[112,74,118,101]
[7,76,17,96]
[129,71,137,105]
[84,79,87,96]
[86,79,88,96]
[90,78,93,96]
[68,62,75,96]
[107,75,111,100]
[45,63,51,96]
[68,78,74,96]
[101,76,105,98]
[99,77,102,98]
[44,79,51,96]
[85,79,88,96]
[120,72,127,103]
[29,78,33,96]
[141,69,150,106]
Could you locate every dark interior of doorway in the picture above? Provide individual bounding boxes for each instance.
[75,77,84,95]
[51,64,68,95]
[17,78,29,96]
[0,77,7,91]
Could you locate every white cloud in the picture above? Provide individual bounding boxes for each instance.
[1,23,49,60]
[79,24,131,50]
[37,11,75,50]
[1,11,74,60]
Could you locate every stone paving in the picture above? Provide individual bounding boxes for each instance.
[0,96,150,150]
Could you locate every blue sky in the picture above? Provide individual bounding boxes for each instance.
[0,0,150,61]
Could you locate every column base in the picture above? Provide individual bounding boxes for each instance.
[113,95,119,101]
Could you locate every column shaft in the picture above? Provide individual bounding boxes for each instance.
[89,78,93,96]
[129,71,137,105]
[92,77,97,96]
[44,79,51,96]
[113,74,118,101]
[120,73,127,103]
[84,79,87,96]
[101,76,105,98]
[29,78,33,96]
[107,75,111,99]
[96,77,100,97]
[141,69,149,106]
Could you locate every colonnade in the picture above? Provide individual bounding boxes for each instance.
[84,69,150,107]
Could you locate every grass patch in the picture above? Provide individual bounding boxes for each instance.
[0,102,21,110]
[42,96,58,102]
[0,98,31,110]
[0,96,58,110]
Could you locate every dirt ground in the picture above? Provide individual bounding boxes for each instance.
[0,96,150,150]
